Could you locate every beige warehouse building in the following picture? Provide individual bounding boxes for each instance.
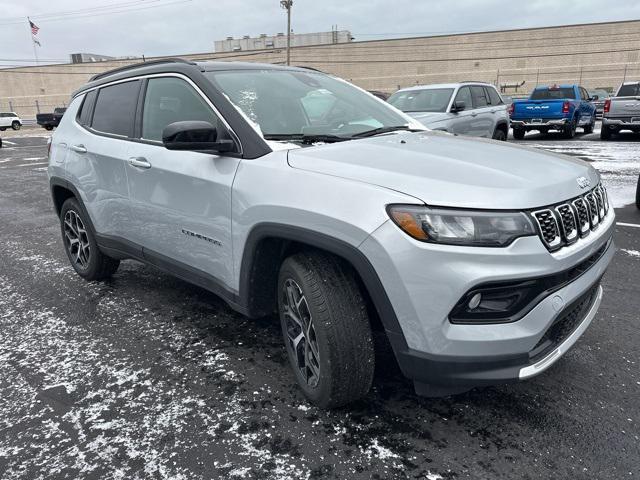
[2,19,640,118]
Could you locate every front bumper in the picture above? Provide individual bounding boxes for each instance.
[511,118,569,129]
[360,208,615,392]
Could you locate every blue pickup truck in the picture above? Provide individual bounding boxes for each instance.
[509,84,597,139]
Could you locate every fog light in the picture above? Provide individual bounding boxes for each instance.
[468,293,482,310]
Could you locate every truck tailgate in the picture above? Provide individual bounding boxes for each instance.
[609,97,640,117]
[513,100,566,119]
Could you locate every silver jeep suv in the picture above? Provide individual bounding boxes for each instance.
[48,60,614,407]
[388,82,510,140]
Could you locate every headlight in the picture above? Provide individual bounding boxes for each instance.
[387,205,536,247]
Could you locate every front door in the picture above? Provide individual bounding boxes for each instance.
[125,76,240,287]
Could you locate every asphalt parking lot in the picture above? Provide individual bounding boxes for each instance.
[0,128,639,479]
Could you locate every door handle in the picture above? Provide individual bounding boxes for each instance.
[128,157,152,169]
[70,144,87,153]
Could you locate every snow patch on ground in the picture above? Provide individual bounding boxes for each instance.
[621,249,640,258]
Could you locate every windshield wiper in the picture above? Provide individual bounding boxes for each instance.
[350,125,421,138]
[263,133,349,144]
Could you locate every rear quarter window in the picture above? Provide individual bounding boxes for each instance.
[91,80,141,136]
[77,90,97,126]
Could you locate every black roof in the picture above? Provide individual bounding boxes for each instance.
[73,58,318,97]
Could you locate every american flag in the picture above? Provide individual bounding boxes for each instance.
[30,20,39,35]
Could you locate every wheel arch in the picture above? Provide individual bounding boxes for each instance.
[49,177,97,233]
[239,223,407,347]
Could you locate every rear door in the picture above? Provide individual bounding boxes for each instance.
[469,85,494,137]
[65,81,139,240]
[125,75,240,287]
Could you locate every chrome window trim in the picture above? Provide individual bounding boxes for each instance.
[73,72,243,155]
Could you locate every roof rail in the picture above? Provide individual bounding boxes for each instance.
[89,58,196,82]
[459,80,492,84]
[294,65,324,73]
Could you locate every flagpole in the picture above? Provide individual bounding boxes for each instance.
[27,17,39,66]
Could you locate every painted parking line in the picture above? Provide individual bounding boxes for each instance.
[617,222,640,228]
[15,162,48,167]
[2,140,17,145]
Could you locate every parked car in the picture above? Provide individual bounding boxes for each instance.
[48,59,614,407]
[36,107,67,130]
[601,81,640,140]
[589,89,611,117]
[0,112,22,131]
[387,82,509,140]
[368,90,389,101]
[510,84,597,139]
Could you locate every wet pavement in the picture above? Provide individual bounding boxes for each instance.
[0,132,639,479]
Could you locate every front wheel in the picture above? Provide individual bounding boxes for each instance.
[492,127,507,141]
[0,127,6,131]
[11,121,20,131]
[45,125,54,131]
[600,127,612,140]
[278,252,374,408]
[60,198,120,280]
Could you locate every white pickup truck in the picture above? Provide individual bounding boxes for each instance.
[601,81,640,140]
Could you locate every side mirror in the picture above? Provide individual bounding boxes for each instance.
[162,121,235,153]
[451,101,466,113]
[590,95,599,101]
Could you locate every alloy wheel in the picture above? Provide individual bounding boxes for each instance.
[63,210,90,269]
[282,278,321,388]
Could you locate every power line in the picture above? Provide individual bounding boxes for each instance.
[0,0,193,26]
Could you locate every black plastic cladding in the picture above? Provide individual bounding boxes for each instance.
[532,184,609,251]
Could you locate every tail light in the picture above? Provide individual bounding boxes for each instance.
[604,99,611,113]
[562,101,570,114]
[508,103,515,116]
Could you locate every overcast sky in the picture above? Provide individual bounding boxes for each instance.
[2,0,640,67]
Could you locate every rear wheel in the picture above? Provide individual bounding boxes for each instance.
[11,121,20,131]
[45,125,54,131]
[563,119,577,139]
[583,115,596,134]
[278,252,374,408]
[512,128,526,140]
[600,127,612,140]
[492,127,507,141]
[0,127,5,131]
[60,198,119,280]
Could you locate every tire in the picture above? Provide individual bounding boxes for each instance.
[11,121,20,131]
[0,127,5,131]
[600,127,612,140]
[636,174,640,210]
[60,198,119,281]
[563,118,577,139]
[45,125,54,131]
[277,252,374,408]
[492,127,507,141]
[583,115,595,134]
[512,128,526,140]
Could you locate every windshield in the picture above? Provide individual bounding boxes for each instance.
[205,69,414,139]
[387,88,454,113]
[530,88,576,100]
[589,89,609,99]
[617,84,640,97]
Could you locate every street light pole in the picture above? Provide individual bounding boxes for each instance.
[280,0,293,65]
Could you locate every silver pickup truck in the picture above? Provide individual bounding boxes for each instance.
[601,81,640,140]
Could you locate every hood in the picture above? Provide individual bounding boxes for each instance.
[406,111,450,125]
[287,131,599,209]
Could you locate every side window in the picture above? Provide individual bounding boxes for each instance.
[454,87,472,109]
[77,90,97,126]
[142,77,221,142]
[470,86,488,108]
[91,80,140,136]
[487,87,503,106]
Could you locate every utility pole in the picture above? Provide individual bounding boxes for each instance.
[280,0,293,65]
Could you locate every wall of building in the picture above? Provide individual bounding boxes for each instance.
[214,30,352,53]
[2,20,640,118]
